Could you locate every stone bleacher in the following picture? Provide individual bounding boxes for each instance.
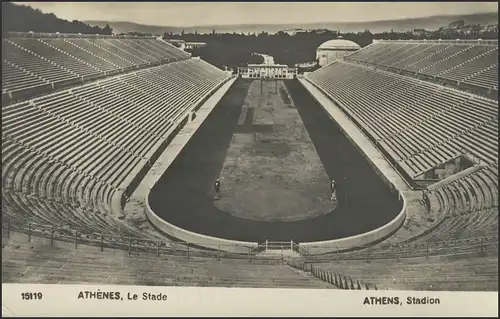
[2,35,191,103]
[2,232,333,288]
[345,40,498,93]
[303,165,498,262]
[410,165,497,241]
[307,61,498,180]
[2,58,230,237]
[310,254,498,291]
[2,33,498,290]
[297,166,498,291]
[306,58,498,239]
[300,55,498,290]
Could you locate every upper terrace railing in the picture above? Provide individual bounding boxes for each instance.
[250,240,308,256]
[373,39,499,46]
[3,31,157,39]
[3,217,497,261]
[286,258,379,290]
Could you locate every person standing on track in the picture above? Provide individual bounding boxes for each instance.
[214,178,221,200]
[330,179,337,202]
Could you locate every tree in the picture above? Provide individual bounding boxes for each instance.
[102,24,113,35]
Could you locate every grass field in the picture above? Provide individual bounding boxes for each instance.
[214,80,335,222]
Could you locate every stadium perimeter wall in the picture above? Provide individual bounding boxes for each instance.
[143,77,259,254]
[297,77,409,254]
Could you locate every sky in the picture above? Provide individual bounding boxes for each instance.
[16,2,498,27]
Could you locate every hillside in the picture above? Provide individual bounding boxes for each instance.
[3,2,112,34]
[86,11,498,35]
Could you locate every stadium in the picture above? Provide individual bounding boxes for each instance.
[2,7,498,291]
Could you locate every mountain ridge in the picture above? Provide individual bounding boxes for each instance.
[85,11,498,35]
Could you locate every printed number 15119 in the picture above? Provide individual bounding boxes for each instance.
[21,293,43,300]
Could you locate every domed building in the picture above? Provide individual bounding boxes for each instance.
[316,36,361,67]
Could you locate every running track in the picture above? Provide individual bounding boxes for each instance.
[148,79,402,243]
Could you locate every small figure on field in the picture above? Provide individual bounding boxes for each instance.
[214,178,221,200]
[330,179,337,202]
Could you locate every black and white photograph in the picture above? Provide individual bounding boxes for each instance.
[1,1,498,317]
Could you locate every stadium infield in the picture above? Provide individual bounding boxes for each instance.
[148,78,402,243]
[214,80,335,222]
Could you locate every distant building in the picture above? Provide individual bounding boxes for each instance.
[295,61,318,68]
[282,28,308,36]
[184,42,207,50]
[316,36,361,67]
[481,24,498,32]
[312,29,334,35]
[238,64,297,79]
[164,39,185,48]
[163,39,207,51]
[412,29,427,36]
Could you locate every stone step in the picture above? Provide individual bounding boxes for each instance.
[258,249,302,258]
